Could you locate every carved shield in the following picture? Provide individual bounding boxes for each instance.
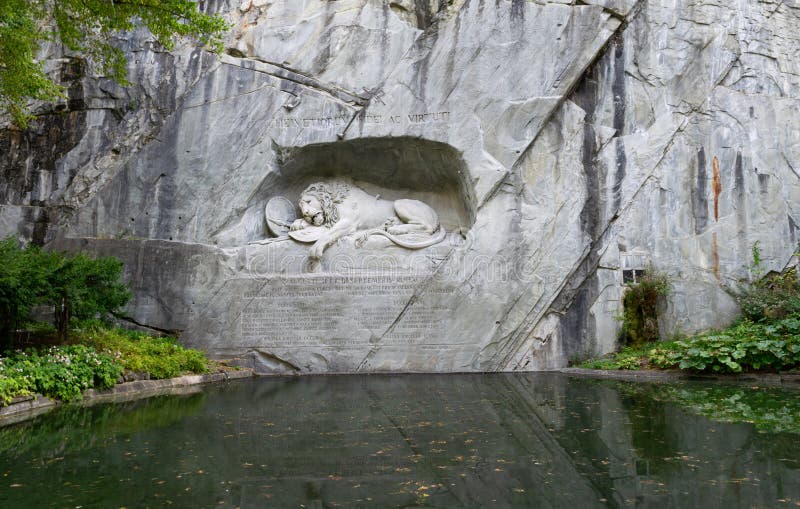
[265,196,297,237]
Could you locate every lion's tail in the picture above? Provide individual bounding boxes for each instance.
[371,226,447,249]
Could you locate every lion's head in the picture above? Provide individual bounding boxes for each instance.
[298,182,349,226]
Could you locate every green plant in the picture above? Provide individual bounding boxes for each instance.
[47,253,131,341]
[0,367,32,405]
[578,346,650,370]
[737,242,800,322]
[76,321,209,379]
[1,0,227,127]
[620,269,670,348]
[0,237,131,345]
[738,267,800,322]
[653,315,800,373]
[0,238,54,348]
[579,357,621,370]
[0,345,122,403]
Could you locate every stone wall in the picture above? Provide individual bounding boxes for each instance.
[2,0,798,373]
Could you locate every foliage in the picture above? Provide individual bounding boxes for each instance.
[580,346,648,370]
[0,371,31,405]
[738,269,800,322]
[76,320,208,379]
[0,0,227,127]
[737,241,800,322]
[47,253,131,340]
[0,345,121,403]
[0,0,64,127]
[655,316,800,373]
[0,237,131,345]
[0,322,211,405]
[580,314,800,374]
[0,238,53,345]
[620,270,670,347]
[581,247,800,374]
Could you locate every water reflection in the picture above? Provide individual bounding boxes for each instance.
[0,374,797,508]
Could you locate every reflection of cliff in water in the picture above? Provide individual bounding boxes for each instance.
[0,375,799,508]
[509,375,800,508]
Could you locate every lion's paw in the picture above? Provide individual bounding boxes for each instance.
[291,219,308,231]
[309,242,325,260]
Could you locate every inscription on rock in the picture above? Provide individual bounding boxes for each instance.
[239,274,454,348]
[265,111,451,130]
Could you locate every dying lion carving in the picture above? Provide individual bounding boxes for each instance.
[289,182,446,260]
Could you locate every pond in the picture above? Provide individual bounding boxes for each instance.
[0,373,799,508]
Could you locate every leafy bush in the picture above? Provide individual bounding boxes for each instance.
[0,236,130,347]
[655,316,800,373]
[48,254,131,341]
[76,321,209,379]
[122,337,208,379]
[0,345,122,403]
[0,238,53,347]
[0,322,211,405]
[0,368,32,405]
[579,315,800,374]
[621,270,670,347]
[737,242,800,322]
[738,268,800,322]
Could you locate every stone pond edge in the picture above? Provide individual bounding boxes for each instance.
[0,369,255,426]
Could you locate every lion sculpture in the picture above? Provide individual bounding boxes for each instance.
[288,182,446,260]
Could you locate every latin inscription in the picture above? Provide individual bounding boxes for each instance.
[265,111,451,130]
[239,274,454,348]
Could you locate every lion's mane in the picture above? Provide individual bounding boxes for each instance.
[300,182,349,226]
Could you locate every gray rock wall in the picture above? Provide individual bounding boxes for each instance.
[1,0,798,373]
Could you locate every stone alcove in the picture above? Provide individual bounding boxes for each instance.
[214,137,475,245]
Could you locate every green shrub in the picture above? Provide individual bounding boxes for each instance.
[738,268,800,322]
[0,322,210,405]
[737,242,800,322]
[0,236,131,347]
[0,238,53,348]
[580,316,800,374]
[0,345,122,403]
[654,315,800,373]
[0,368,32,405]
[621,270,670,348]
[122,337,209,379]
[76,322,209,379]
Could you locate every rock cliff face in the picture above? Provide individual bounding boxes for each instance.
[2,0,799,373]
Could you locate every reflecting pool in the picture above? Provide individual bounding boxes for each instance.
[0,374,799,508]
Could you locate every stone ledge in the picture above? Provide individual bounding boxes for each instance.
[558,368,800,386]
[0,369,254,426]
[0,395,57,425]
